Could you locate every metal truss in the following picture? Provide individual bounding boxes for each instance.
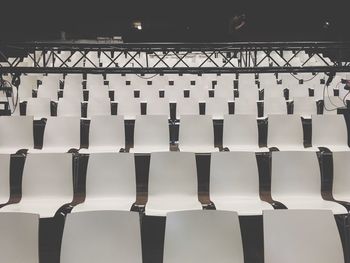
[1,41,350,74]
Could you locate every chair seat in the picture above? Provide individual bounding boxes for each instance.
[29,147,79,153]
[79,146,123,153]
[211,197,273,215]
[145,198,202,216]
[129,146,170,153]
[178,146,219,153]
[0,198,71,218]
[226,146,269,152]
[72,198,135,213]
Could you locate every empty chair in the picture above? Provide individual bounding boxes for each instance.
[0,116,34,153]
[293,97,317,118]
[60,211,142,263]
[139,88,160,101]
[312,115,349,151]
[234,98,258,115]
[238,73,256,87]
[264,210,344,263]
[332,151,350,204]
[263,97,287,116]
[146,98,170,118]
[263,85,285,99]
[34,117,80,153]
[176,98,200,119]
[323,96,346,114]
[130,115,169,153]
[63,81,84,101]
[80,116,125,153]
[0,154,10,205]
[189,87,209,101]
[210,152,272,215]
[288,84,310,98]
[86,74,104,88]
[19,76,36,100]
[57,98,81,117]
[37,82,59,101]
[178,115,218,152]
[267,115,310,151]
[25,98,51,119]
[205,97,229,120]
[88,85,110,99]
[238,86,260,100]
[108,75,128,88]
[271,151,347,214]
[72,153,136,212]
[145,152,202,216]
[163,210,244,263]
[214,86,235,100]
[1,153,74,217]
[223,115,268,152]
[0,213,39,263]
[164,86,185,102]
[87,97,111,117]
[117,99,141,120]
[113,88,135,101]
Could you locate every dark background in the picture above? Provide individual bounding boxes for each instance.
[0,0,349,42]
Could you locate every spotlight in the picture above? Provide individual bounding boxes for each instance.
[132,21,143,31]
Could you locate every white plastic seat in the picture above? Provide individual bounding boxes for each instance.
[189,87,209,101]
[108,75,128,89]
[146,98,170,118]
[139,88,160,101]
[26,98,51,119]
[323,96,346,114]
[210,152,272,215]
[332,151,350,203]
[238,74,256,88]
[80,116,125,153]
[178,115,218,153]
[57,98,81,117]
[0,116,34,153]
[205,97,229,120]
[113,88,135,101]
[264,210,344,263]
[19,76,36,100]
[223,115,268,152]
[32,117,80,153]
[263,97,287,117]
[1,153,74,217]
[145,152,202,216]
[238,86,260,100]
[164,86,185,103]
[289,84,310,98]
[37,77,59,101]
[293,97,317,118]
[312,115,349,151]
[88,85,110,99]
[130,115,169,153]
[263,85,285,99]
[72,153,136,212]
[86,74,104,88]
[0,213,39,263]
[60,211,142,263]
[117,99,141,120]
[63,81,84,101]
[163,210,244,263]
[87,97,111,117]
[0,154,10,204]
[176,98,199,119]
[234,98,258,115]
[271,151,347,214]
[214,86,235,100]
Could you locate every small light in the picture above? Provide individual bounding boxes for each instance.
[132,21,142,31]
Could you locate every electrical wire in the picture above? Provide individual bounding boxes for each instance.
[322,81,346,112]
[135,73,159,79]
[289,72,319,82]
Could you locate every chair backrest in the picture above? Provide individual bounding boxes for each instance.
[148,152,198,198]
[0,116,34,151]
[0,154,10,204]
[267,115,303,148]
[146,98,170,118]
[238,86,260,100]
[139,88,160,101]
[134,115,169,150]
[289,84,310,98]
[264,97,287,116]
[234,98,258,115]
[271,151,320,198]
[214,86,235,100]
[163,210,244,263]
[88,85,110,99]
[22,153,73,200]
[37,84,58,101]
[179,115,214,149]
[113,88,135,101]
[176,98,200,119]
[205,97,229,120]
[189,87,209,101]
[0,213,39,263]
[312,115,348,147]
[210,152,260,198]
[116,99,141,120]
[332,151,350,201]
[19,76,36,99]
[63,82,83,101]
[87,97,111,117]
[60,211,142,263]
[86,153,136,199]
[223,114,259,148]
[293,97,317,117]
[263,210,344,263]
[164,86,185,102]
[26,98,51,118]
[57,98,81,117]
[263,85,285,99]
[88,115,125,149]
[323,96,345,113]
[43,117,80,150]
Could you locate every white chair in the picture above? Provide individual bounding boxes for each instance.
[60,211,142,263]
[117,99,141,120]
[267,115,310,151]
[205,97,229,120]
[214,86,235,100]
[86,97,111,117]
[113,88,135,101]
[176,98,200,119]
[19,76,36,100]
[0,116,34,153]
[26,98,51,119]
[63,82,84,101]
[210,152,272,215]
[37,79,59,101]
[0,213,39,263]
[1,153,74,217]
[323,96,346,114]
[178,115,218,152]
[163,210,244,263]
[293,97,317,118]
[238,74,256,88]
[164,86,185,103]
[57,98,81,117]
[264,210,344,263]
[108,75,128,89]
[86,74,104,89]
[35,117,80,153]
[263,85,285,99]
[332,151,350,203]
[223,115,268,152]
[289,84,310,98]
[145,152,202,216]
[312,115,349,151]
[271,151,347,214]
[234,98,258,115]
[189,87,209,101]
[0,154,10,205]
[146,98,170,118]
[130,115,169,153]
[72,153,136,212]
[80,116,125,153]
[238,86,260,100]
[263,97,287,117]
[139,88,160,101]
[88,85,110,99]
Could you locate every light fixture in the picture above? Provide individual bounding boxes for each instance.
[132,21,142,31]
